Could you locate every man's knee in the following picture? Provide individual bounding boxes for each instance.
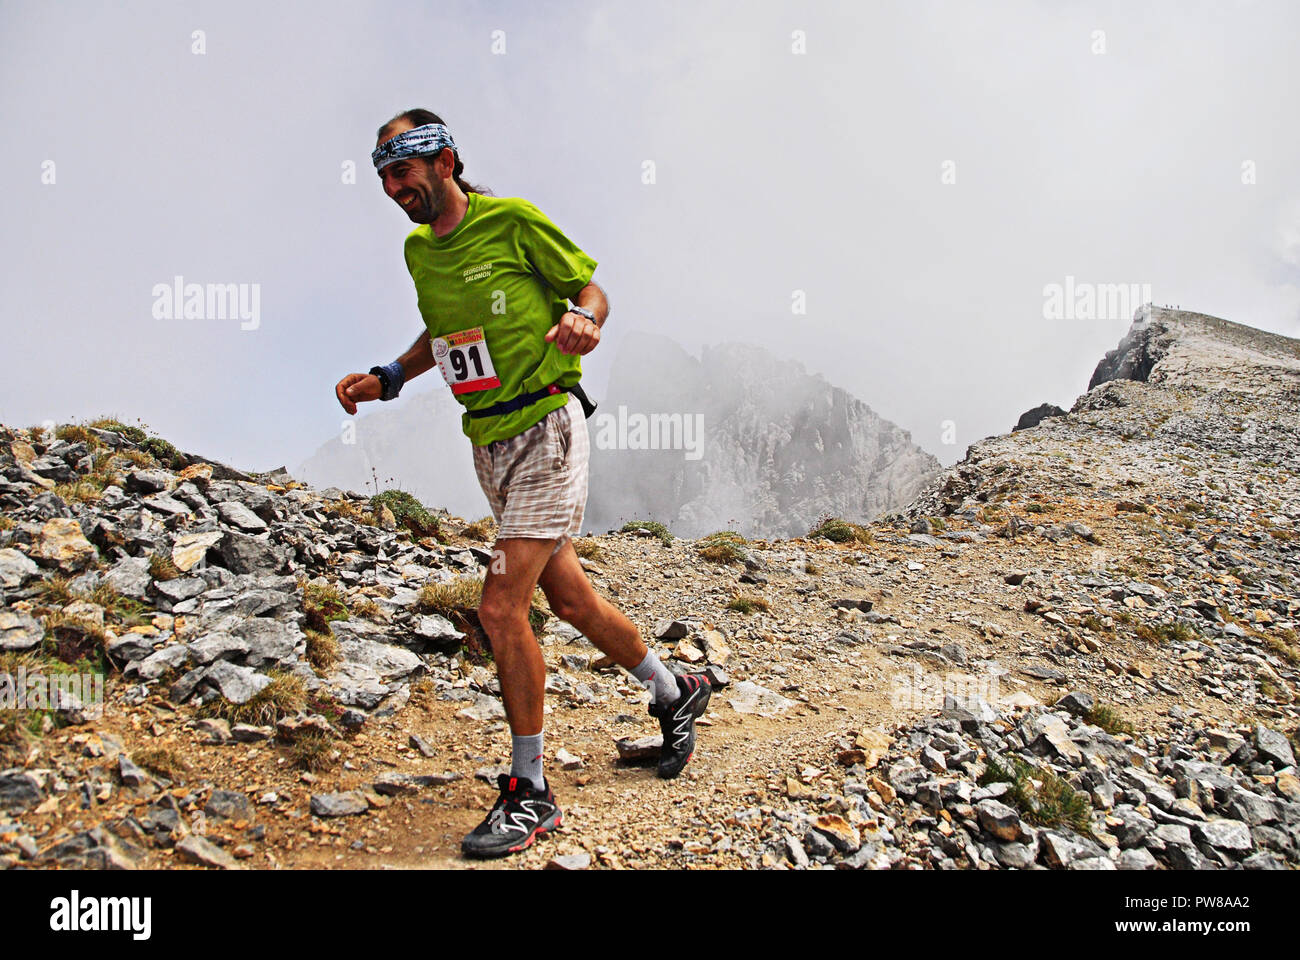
[477,597,532,639]
[544,583,599,625]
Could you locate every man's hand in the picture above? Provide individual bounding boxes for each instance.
[335,373,382,415]
[544,312,601,355]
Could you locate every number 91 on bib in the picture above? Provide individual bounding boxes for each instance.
[432,326,501,394]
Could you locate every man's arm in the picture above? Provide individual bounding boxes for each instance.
[396,329,435,379]
[572,281,609,327]
[335,329,434,415]
[545,280,608,355]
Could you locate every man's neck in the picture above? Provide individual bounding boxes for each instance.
[431,185,470,238]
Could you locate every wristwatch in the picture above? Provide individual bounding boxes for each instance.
[568,305,596,322]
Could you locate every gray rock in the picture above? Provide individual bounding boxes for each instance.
[186,632,252,665]
[1192,818,1252,852]
[175,834,240,869]
[118,754,150,787]
[1255,725,1296,769]
[133,644,192,680]
[217,500,268,532]
[204,661,272,703]
[0,610,44,651]
[311,791,369,817]
[103,556,151,599]
[976,799,1023,842]
[1117,847,1158,870]
[233,617,302,667]
[205,790,253,820]
[0,772,43,812]
[0,548,39,588]
[1055,691,1096,717]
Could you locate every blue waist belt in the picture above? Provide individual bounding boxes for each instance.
[465,382,597,420]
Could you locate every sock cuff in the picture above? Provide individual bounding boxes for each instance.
[630,650,660,682]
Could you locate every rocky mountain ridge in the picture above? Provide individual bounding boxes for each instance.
[0,305,1297,871]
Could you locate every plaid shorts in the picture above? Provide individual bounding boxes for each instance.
[472,392,589,555]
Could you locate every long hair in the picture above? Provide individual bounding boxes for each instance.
[376,108,490,195]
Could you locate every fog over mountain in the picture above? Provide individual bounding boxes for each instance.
[296,333,940,539]
[586,332,940,538]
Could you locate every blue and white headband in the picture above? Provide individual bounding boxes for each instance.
[371,123,457,171]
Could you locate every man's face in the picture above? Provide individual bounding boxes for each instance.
[376,126,450,224]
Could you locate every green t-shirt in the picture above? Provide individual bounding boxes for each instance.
[403,192,598,446]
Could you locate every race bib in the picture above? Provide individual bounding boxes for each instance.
[432,326,501,394]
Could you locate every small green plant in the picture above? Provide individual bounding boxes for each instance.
[620,520,673,545]
[979,756,1090,831]
[572,537,603,561]
[302,581,350,632]
[1135,621,1196,644]
[808,515,873,544]
[1085,704,1134,736]
[726,593,770,614]
[370,490,441,538]
[697,530,747,564]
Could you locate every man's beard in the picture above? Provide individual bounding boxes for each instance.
[403,180,447,224]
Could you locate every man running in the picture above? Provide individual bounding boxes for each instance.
[334,109,712,859]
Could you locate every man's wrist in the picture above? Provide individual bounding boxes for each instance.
[568,304,599,328]
[369,360,406,401]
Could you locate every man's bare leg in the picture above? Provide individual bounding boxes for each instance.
[537,538,647,668]
[538,538,712,780]
[477,536,558,736]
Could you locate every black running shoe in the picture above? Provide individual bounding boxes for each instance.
[461,774,562,859]
[648,673,712,779]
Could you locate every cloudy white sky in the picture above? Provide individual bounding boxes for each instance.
[3,0,1298,475]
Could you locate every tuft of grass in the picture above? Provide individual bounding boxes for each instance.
[1134,620,1197,644]
[697,530,748,565]
[288,731,338,772]
[54,424,103,448]
[304,628,342,675]
[1080,614,1111,634]
[149,550,182,582]
[620,520,673,545]
[350,598,381,620]
[418,576,485,616]
[52,479,106,503]
[809,515,873,544]
[461,516,497,541]
[1259,628,1300,667]
[416,576,548,660]
[33,574,75,606]
[1085,704,1134,736]
[1025,502,1050,514]
[726,593,770,615]
[198,671,307,727]
[978,756,1090,832]
[133,746,189,781]
[572,537,603,561]
[370,490,440,538]
[0,514,13,532]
